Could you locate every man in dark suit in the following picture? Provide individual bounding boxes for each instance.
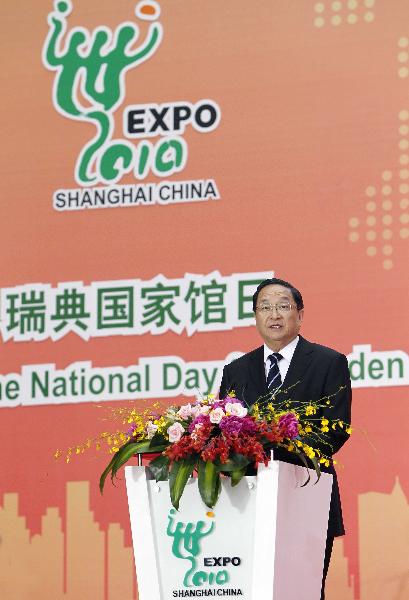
[219,277,352,600]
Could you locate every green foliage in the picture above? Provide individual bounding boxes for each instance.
[215,453,250,472]
[99,440,167,493]
[169,457,196,510]
[198,460,222,508]
[230,468,246,487]
[149,454,170,481]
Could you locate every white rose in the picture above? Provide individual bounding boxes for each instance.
[190,404,201,418]
[209,407,225,424]
[177,404,193,420]
[225,402,247,417]
[167,422,185,443]
[146,421,158,439]
[200,405,211,415]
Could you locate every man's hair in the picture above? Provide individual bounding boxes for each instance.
[252,278,304,312]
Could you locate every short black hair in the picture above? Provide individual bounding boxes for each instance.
[252,278,304,312]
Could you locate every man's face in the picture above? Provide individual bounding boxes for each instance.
[254,284,304,351]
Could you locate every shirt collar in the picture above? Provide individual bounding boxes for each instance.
[263,335,299,363]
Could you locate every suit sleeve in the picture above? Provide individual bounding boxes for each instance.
[219,365,231,399]
[304,353,352,457]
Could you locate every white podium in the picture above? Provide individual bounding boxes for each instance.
[125,459,333,600]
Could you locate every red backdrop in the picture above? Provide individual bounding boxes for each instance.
[1,1,408,598]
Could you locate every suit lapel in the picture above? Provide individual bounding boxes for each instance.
[244,338,315,405]
[248,346,268,398]
[282,336,314,389]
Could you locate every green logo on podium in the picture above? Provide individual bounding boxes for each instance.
[167,509,229,588]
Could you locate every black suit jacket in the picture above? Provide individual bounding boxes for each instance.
[219,335,352,537]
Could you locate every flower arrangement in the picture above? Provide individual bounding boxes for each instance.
[92,389,351,509]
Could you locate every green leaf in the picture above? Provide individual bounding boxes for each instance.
[198,460,222,508]
[111,441,154,480]
[310,456,321,484]
[230,468,246,487]
[215,453,250,472]
[148,454,170,481]
[149,432,167,447]
[293,448,311,487]
[99,440,167,493]
[147,443,170,453]
[169,457,196,510]
[99,451,121,494]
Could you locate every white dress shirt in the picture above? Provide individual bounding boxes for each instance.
[263,336,300,383]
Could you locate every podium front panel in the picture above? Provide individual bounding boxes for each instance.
[125,461,332,600]
[125,467,260,599]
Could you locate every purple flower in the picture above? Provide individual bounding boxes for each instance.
[211,400,228,410]
[126,424,137,436]
[188,414,211,433]
[240,416,258,434]
[219,415,257,435]
[278,413,299,439]
[213,397,246,410]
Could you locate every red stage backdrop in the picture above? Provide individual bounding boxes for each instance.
[1,1,408,598]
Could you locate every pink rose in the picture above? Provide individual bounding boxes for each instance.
[167,422,185,442]
[190,404,201,418]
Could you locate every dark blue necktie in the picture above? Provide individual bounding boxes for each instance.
[267,353,283,391]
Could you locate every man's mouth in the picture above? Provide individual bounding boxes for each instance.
[269,324,282,329]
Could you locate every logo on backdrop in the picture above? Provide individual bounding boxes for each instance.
[42,1,221,211]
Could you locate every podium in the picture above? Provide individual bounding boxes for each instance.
[125,459,333,600]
